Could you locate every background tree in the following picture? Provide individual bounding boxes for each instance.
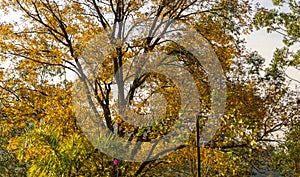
[254,0,300,83]
[255,1,300,176]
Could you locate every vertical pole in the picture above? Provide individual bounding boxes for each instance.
[196,115,201,177]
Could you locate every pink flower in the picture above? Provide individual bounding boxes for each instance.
[113,159,119,165]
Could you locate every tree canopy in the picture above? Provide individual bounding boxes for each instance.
[0,0,299,176]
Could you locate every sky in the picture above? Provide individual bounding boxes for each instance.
[244,28,300,89]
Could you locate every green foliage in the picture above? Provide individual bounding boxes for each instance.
[255,0,300,82]
[271,121,300,177]
[254,1,300,176]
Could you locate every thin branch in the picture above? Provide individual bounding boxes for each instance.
[3,52,80,77]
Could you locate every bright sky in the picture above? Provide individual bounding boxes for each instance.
[244,29,300,89]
